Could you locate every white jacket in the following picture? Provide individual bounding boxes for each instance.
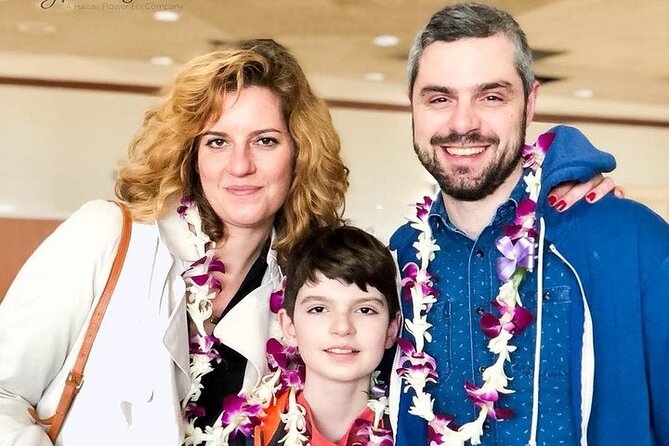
[0,200,282,445]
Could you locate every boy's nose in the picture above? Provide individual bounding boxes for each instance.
[330,314,355,336]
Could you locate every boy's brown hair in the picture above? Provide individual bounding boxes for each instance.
[282,225,400,319]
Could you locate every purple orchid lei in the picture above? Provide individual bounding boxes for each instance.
[178,199,391,446]
[397,133,554,445]
[179,197,285,446]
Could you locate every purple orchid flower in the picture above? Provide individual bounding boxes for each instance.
[495,236,535,282]
[400,263,438,301]
[189,335,223,362]
[183,402,206,420]
[480,302,533,338]
[504,198,538,241]
[220,394,262,438]
[352,419,394,446]
[265,338,305,389]
[269,277,286,314]
[522,132,554,167]
[428,414,458,444]
[415,196,433,221]
[177,196,193,219]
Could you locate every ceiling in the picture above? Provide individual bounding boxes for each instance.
[1,0,668,121]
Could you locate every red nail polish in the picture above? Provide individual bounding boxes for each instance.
[586,192,596,202]
[548,195,557,206]
[555,200,567,212]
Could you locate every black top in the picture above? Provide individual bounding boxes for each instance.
[192,241,270,445]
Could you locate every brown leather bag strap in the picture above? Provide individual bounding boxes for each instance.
[33,201,132,442]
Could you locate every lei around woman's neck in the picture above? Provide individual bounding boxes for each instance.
[178,199,391,446]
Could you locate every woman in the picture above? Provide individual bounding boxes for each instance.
[0,40,347,446]
[0,39,615,446]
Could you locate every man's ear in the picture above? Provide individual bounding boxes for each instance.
[525,80,540,127]
[278,309,298,347]
[385,311,401,349]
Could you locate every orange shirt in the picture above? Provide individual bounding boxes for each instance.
[253,390,376,446]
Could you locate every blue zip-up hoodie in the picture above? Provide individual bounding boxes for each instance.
[389,125,669,446]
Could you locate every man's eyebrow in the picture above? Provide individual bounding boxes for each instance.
[475,81,515,92]
[419,85,453,96]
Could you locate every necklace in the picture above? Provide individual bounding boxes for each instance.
[397,133,554,445]
[177,199,391,446]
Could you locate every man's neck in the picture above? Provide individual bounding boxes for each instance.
[441,164,523,240]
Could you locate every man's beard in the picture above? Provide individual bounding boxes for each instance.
[414,124,526,202]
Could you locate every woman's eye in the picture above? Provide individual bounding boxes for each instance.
[257,136,278,146]
[307,306,326,314]
[205,138,226,149]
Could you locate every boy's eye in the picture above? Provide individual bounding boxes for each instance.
[357,307,378,315]
[307,306,326,314]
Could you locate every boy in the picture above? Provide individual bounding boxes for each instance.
[254,225,400,446]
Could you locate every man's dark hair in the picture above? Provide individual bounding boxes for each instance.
[282,225,400,319]
[408,2,535,99]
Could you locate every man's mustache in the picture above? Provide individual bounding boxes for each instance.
[430,132,499,146]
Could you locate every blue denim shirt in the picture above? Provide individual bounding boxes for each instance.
[390,175,582,446]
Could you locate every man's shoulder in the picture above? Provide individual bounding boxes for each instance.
[572,195,667,235]
[552,195,668,264]
[389,221,421,253]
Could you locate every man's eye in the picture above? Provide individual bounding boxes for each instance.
[307,306,326,313]
[429,97,448,104]
[484,95,503,102]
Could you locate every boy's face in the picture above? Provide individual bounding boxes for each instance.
[279,272,399,389]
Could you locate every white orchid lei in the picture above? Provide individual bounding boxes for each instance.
[396,133,554,445]
[177,198,392,446]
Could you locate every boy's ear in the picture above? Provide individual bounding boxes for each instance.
[278,308,298,347]
[385,311,401,349]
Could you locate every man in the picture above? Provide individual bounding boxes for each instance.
[389,3,669,446]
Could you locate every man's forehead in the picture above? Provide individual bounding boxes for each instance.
[416,34,520,87]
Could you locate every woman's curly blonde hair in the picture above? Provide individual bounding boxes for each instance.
[115,39,349,261]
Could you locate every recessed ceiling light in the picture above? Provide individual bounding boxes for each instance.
[17,21,56,35]
[375,204,385,210]
[573,88,593,99]
[150,56,174,66]
[363,72,385,82]
[153,10,180,22]
[373,35,399,47]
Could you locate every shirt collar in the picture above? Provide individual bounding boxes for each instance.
[427,169,530,233]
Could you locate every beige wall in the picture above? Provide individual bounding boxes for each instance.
[0,85,667,298]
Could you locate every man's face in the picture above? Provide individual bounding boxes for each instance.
[411,34,538,201]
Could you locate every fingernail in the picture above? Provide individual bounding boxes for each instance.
[555,200,567,212]
[586,192,596,202]
[548,195,557,206]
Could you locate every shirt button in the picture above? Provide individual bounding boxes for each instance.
[483,421,490,430]
[543,291,551,301]
[475,249,484,258]
[479,365,487,373]
[476,306,485,315]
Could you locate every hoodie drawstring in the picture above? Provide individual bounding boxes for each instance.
[549,244,594,446]
[528,217,546,446]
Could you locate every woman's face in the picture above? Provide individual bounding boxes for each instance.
[197,86,294,235]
